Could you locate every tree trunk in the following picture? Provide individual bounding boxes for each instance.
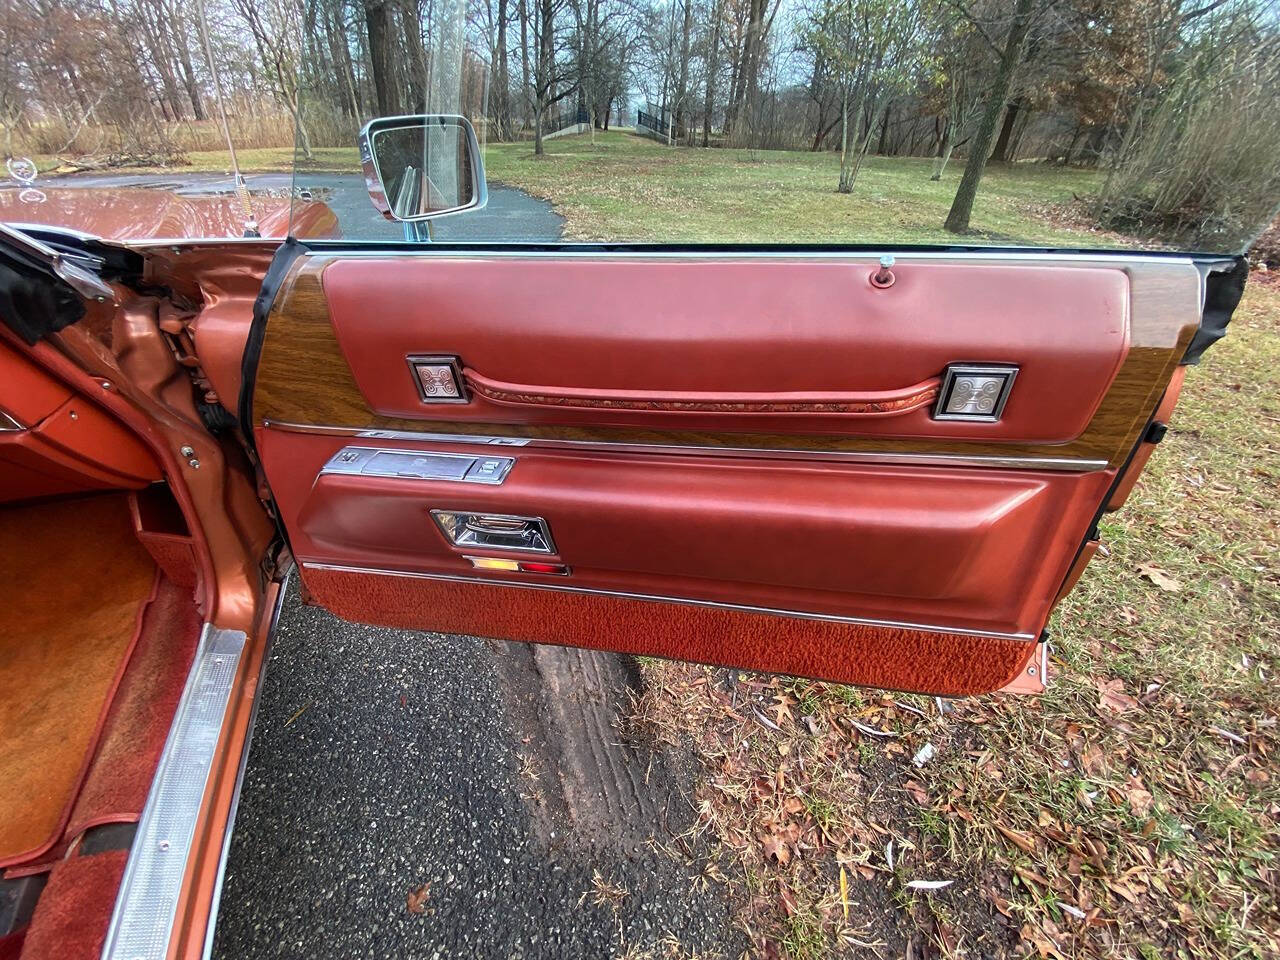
[674,0,693,136]
[930,121,953,180]
[876,102,891,155]
[734,0,764,142]
[400,0,428,111]
[364,0,399,116]
[944,0,1035,234]
[170,9,206,121]
[702,0,721,147]
[519,0,531,130]
[533,0,554,156]
[990,98,1020,163]
[837,84,861,193]
[495,0,511,138]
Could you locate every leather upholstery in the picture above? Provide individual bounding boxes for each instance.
[322,258,1129,441]
[461,367,943,416]
[260,428,1112,639]
[0,341,161,504]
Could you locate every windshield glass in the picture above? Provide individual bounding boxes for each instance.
[2,0,1277,251]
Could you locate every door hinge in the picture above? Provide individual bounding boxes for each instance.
[1000,635,1050,695]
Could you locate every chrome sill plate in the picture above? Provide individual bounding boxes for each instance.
[302,561,1034,641]
[103,624,247,960]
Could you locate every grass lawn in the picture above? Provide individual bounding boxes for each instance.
[481,130,1112,246]
[632,276,1279,957]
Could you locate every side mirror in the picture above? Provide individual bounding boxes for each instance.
[359,114,487,223]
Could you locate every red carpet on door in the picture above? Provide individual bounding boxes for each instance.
[17,851,128,960]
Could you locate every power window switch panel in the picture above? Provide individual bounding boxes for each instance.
[465,457,515,483]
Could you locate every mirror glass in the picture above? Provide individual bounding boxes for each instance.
[370,118,476,220]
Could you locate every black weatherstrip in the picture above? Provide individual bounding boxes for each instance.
[1184,255,1248,365]
[0,241,84,345]
[238,237,308,445]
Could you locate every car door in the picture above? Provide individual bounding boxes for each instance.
[238,239,1231,697]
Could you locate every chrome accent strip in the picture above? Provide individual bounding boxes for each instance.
[301,560,1035,642]
[103,624,247,960]
[122,238,1201,264]
[264,419,1107,472]
[356,428,529,446]
[201,567,292,960]
[0,409,24,432]
[321,445,515,484]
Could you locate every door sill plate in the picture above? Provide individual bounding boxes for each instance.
[102,624,246,960]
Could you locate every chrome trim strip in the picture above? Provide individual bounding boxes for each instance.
[302,249,1198,267]
[103,624,247,960]
[126,238,1198,266]
[321,445,515,484]
[0,409,24,432]
[301,560,1035,642]
[201,566,293,960]
[264,419,1107,472]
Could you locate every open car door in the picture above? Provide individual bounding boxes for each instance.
[239,241,1233,697]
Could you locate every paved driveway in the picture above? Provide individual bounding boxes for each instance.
[211,580,744,958]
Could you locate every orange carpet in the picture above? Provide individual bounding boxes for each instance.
[0,495,156,867]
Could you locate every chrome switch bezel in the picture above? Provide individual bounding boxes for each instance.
[933,364,1019,422]
[406,354,468,404]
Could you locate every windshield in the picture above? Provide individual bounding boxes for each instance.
[3,0,1278,252]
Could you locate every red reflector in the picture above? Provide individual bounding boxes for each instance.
[517,561,568,575]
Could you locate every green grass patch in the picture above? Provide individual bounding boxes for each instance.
[481,129,1110,246]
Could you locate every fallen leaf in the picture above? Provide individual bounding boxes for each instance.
[1079,743,1105,775]
[996,823,1036,855]
[1136,563,1182,592]
[1124,775,1154,817]
[1021,921,1068,960]
[406,882,430,914]
[779,884,798,917]
[1096,678,1140,713]
[770,693,796,725]
[840,866,850,922]
[903,780,929,805]
[760,825,796,865]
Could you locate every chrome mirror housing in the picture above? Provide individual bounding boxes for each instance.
[358,115,487,223]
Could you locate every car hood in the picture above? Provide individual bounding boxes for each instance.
[0,186,340,241]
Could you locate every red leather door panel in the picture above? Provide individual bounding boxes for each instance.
[260,428,1110,637]
[248,252,1202,695]
[322,258,1129,442]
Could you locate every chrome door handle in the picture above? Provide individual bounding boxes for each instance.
[431,510,556,554]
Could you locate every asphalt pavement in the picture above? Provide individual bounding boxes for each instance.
[210,578,746,959]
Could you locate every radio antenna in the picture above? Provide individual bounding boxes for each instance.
[194,0,259,237]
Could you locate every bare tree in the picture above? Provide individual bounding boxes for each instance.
[943,0,1036,232]
[803,0,927,192]
[230,0,313,157]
